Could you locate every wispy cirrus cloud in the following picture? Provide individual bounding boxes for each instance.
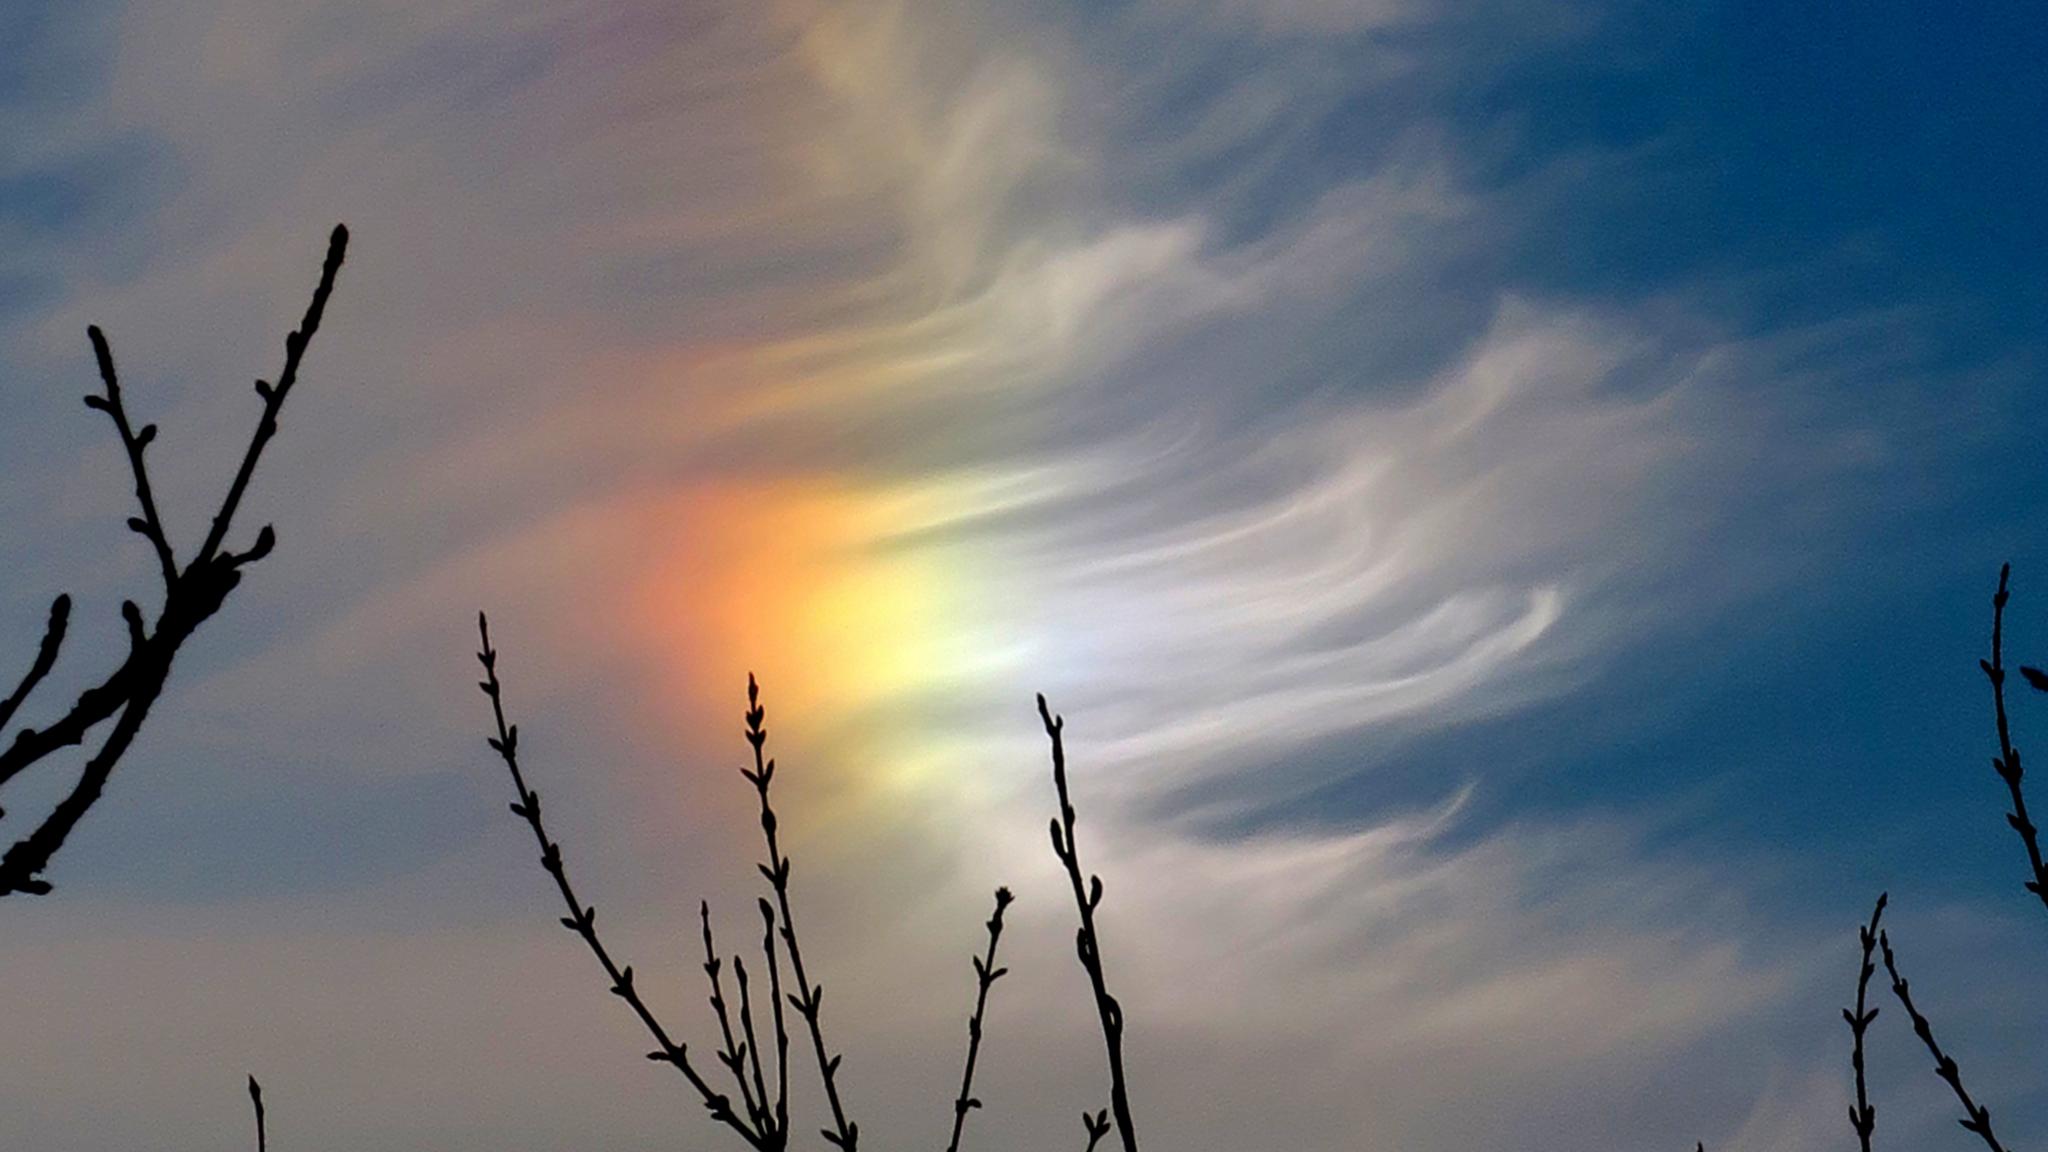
[0,1,2038,1150]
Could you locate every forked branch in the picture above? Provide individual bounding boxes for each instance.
[702,900,771,1139]
[1081,1108,1112,1152]
[0,224,347,897]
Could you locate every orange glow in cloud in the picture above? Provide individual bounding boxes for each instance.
[627,474,1013,819]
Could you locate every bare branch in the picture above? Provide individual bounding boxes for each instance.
[702,900,769,1136]
[249,1075,266,1152]
[944,886,1014,1152]
[1983,564,2048,915]
[1081,1108,1111,1152]
[1879,929,2007,1152]
[759,897,791,1142]
[0,644,169,895]
[733,952,774,1145]
[85,324,178,587]
[197,225,349,566]
[744,675,858,1152]
[0,225,348,896]
[0,654,141,796]
[0,596,71,754]
[1039,695,1139,1152]
[1843,893,1886,1152]
[473,615,770,1150]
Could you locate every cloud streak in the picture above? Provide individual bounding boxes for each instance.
[1,1,2036,1150]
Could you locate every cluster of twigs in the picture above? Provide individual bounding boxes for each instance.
[1835,563,2048,1152]
[475,619,1141,1152]
[0,225,348,897]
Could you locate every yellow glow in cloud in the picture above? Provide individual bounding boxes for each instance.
[628,474,1010,806]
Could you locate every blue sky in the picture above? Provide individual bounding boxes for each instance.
[2,2,2045,1150]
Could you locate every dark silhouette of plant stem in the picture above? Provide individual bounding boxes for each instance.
[248,1076,266,1152]
[0,224,347,896]
[759,897,791,1140]
[0,597,69,773]
[1844,893,1886,1152]
[702,900,770,1136]
[474,615,773,1150]
[944,886,1013,1152]
[1879,930,2007,1152]
[1038,694,1138,1152]
[87,325,178,588]
[735,950,773,1139]
[745,674,859,1152]
[1082,1108,1112,1152]
[1983,564,2048,916]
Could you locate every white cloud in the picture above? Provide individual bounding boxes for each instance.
[0,2,1948,1150]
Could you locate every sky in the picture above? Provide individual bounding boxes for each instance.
[1,2,2046,1149]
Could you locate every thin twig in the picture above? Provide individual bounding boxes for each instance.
[196,226,349,566]
[702,901,769,1136]
[0,596,70,769]
[759,897,791,1141]
[1983,564,2048,915]
[248,1075,266,1152]
[743,675,859,1152]
[734,953,774,1145]
[86,325,179,587]
[1844,893,1886,1152]
[944,886,1014,1152]
[1081,1108,1111,1152]
[1039,695,1138,1152]
[1879,929,2007,1152]
[474,615,769,1149]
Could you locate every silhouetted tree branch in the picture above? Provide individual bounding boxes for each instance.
[702,900,771,1136]
[758,896,791,1142]
[1038,694,1139,1152]
[744,674,859,1152]
[1081,1108,1112,1152]
[1879,929,2007,1152]
[0,596,69,754]
[86,324,179,588]
[734,941,773,1140]
[0,224,347,897]
[1981,564,2048,916]
[944,886,1013,1152]
[473,615,773,1150]
[249,1075,266,1152]
[1844,893,1885,1152]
